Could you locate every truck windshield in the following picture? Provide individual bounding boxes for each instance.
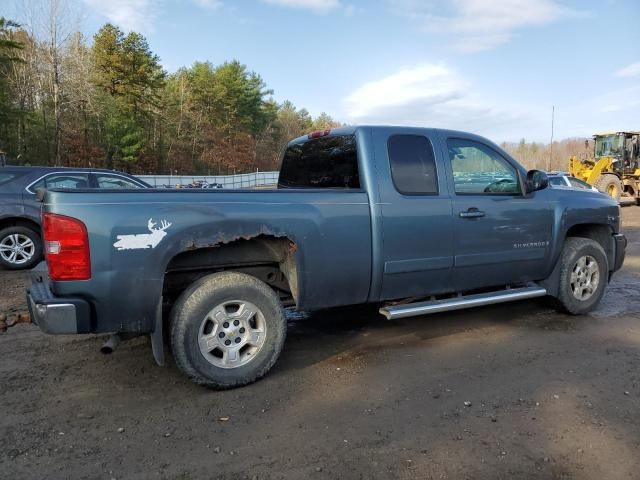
[595,135,624,158]
[278,135,360,189]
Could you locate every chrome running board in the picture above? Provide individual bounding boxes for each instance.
[379,286,547,320]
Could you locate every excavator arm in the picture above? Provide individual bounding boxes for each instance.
[569,156,615,185]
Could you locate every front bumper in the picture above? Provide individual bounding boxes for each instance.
[27,276,91,334]
[612,233,627,273]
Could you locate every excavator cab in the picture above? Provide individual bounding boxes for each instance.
[593,132,640,176]
[569,131,640,202]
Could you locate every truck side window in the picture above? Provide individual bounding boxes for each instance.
[447,139,520,195]
[278,135,360,189]
[388,135,438,195]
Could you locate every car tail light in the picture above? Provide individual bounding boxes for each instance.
[308,129,331,139]
[42,213,91,281]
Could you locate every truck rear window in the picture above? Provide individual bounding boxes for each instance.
[278,135,360,189]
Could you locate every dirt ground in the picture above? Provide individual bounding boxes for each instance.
[1,209,639,480]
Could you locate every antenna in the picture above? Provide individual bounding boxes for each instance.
[548,105,555,171]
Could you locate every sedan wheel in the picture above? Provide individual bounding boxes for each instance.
[0,227,42,270]
[0,233,36,266]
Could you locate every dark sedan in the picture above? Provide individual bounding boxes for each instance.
[0,166,149,270]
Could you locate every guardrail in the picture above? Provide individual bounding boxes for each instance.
[137,171,279,189]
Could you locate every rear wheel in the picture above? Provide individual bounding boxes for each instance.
[170,271,286,389]
[556,237,608,314]
[594,174,622,201]
[0,226,42,270]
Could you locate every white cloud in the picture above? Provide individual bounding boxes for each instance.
[261,0,340,14]
[344,64,640,142]
[82,0,350,33]
[615,62,640,78]
[389,0,578,52]
[346,65,465,118]
[82,0,159,32]
[344,63,544,141]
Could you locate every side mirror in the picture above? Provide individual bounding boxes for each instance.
[525,169,548,193]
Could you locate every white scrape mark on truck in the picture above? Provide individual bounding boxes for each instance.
[113,219,172,250]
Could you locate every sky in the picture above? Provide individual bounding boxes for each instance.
[4,0,640,142]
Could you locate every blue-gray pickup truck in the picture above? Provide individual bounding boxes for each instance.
[27,126,627,389]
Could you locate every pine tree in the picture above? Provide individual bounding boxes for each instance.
[0,18,23,146]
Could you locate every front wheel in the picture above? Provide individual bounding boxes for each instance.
[170,271,286,389]
[556,237,608,314]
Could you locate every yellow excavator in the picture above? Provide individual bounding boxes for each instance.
[569,131,640,204]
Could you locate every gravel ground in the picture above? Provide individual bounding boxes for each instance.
[1,208,639,480]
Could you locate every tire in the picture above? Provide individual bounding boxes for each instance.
[170,271,286,389]
[0,226,43,270]
[594,174,622,201]
[556,237,608,315]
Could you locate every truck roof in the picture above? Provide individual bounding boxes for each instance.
[288,125,491,146]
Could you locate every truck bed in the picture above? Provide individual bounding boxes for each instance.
[42,188,373,332]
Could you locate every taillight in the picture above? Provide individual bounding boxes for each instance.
[42,213,91,281]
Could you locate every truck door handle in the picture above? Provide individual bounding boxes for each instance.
[459,209,485,218]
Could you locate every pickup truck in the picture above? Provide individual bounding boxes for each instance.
[27,126,627,389]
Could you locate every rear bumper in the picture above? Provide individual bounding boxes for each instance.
[27,276,91,334]
[612,233,627,273]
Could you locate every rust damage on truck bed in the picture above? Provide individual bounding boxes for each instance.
[166,227,300,305]
[181,224,290,250]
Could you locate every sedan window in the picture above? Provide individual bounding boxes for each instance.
[95,175,144,189]
[548,177,566,186]
[31,173,90,190]
[567,177,592,189]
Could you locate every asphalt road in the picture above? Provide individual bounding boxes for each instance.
[1,208,639,480]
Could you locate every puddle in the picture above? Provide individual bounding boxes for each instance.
[593,279,640,318]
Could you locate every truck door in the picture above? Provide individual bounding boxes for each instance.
[440,134,553,291]
[373,128,455,301]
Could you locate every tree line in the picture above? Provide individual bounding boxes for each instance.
[0,9,592,176]
[0,15,339,174]
[500,137,591,173]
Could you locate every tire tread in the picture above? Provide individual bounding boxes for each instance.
[556,237,608,315]
[169,271,286,389]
